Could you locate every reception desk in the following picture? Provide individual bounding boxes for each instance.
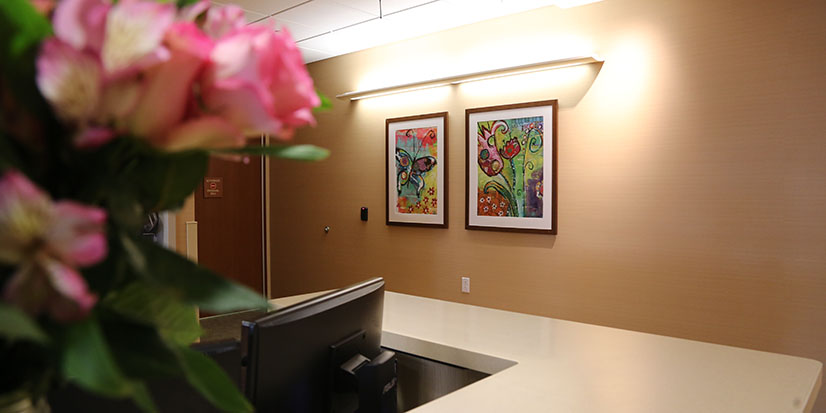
[203,291,822,412]
[376,292,821,413]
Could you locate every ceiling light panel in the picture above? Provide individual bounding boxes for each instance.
[377,0,438,15]
[297,1,452,53]
[329,0,436,16]
[249,16,320,42]
[221,0,305,17]
[210,1,268,22]
[276,0,377,34]
[296,13,393,56]
[328,0,379,15]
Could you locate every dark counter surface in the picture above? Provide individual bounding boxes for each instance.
[199,309,267,343]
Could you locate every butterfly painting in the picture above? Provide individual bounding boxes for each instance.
[394,128,438,215]
[386,112,447,227]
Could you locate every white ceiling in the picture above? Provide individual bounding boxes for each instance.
[213,0,599,63]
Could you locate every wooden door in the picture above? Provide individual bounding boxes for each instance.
[195,139,266,305]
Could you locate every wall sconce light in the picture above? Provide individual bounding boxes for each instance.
[336,55,603,101]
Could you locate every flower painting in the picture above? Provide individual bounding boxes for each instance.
[387,113,448,227]
[466,101,557,233]
[476,117,544,218]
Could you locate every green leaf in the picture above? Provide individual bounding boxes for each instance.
[0,0,52,111]
[0,0,51,65]
[0,303,48,344]
[103,282,202,346]
[314,91,333,112]
[215,144,330,161]
[174,346,253,413]
[62,318,132,397]
[132,237,269,313]
[78,139,208,213]
[61,318,158,412]
[130,148,209,212]
[119,233,147,275]
[101,317,183,379]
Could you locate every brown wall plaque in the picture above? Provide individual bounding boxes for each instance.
[204,177,223,198]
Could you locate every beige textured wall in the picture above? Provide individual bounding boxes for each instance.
[270,0,826,408]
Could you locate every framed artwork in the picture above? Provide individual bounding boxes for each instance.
[465,100,557,234]
[386,112,448,227]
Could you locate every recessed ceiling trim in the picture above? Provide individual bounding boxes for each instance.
[294,0,440,43]
[336,55,603,100]
[248,0,314,24]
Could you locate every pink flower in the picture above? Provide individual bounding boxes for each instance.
[99,0,175,77]
[36,38,119,148]
[203,4,246,39]
[36,0,318,152]
[203,26,319,139]
[127,22,243,150]
[52,0,110,52]
[51,0,175,78]
[0,171,105,321]
[36,38,103,124]
[39,0,176,147]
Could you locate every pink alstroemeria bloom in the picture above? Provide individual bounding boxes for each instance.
[36,38,103,124]
[52,0,110,52]
[100,0,175,77]
[203,26,320,140]
[51,0,175,78]
[36,38,118,148]
[0,171,105,321]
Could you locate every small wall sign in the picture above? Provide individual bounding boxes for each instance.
[204,177,223,198]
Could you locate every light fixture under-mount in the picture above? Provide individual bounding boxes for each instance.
[336,55,603,101]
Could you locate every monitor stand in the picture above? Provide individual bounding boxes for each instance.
[329,330,397,413]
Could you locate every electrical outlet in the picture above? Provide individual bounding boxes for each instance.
[461,277,470,293]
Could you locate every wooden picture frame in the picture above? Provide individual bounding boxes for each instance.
[465,100,557,234]
[386,112,448,227]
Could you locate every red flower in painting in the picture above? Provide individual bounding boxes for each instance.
[501,137,521,159]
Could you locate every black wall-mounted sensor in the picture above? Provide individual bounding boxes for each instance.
[360,207,368,221]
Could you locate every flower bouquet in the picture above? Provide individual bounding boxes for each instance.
[0,0,328,411]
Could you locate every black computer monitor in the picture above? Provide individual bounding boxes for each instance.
[241,277,395,413]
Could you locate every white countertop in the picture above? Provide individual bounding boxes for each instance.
[381,292,823,413]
